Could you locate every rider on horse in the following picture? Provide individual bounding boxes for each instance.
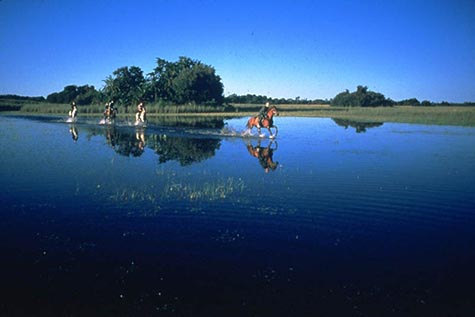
[69,101,78,119]
[257,102,270,128]
[135,101,146,124]
[103,100,117,122]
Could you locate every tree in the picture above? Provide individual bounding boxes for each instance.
[149,56,224,106]
[331,89,353,107]
[331,86,393,107]
[75,85,102,105]
[46,85,101,105]
[397,98,420,106]
[103,66,146,112]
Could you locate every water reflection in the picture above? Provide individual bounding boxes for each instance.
[332,118,383,133]
[65,116,284,169]
[77,117,224,164]
[149,134,221,165]
[68,125,78,142]
[102,126,146,157]
[246,140,279,173]
[3,115,475,316]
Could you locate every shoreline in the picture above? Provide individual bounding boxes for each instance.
[2,105,475,127]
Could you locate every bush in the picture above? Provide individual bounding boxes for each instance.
[331,86,393,107]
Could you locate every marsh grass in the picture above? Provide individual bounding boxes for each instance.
[230,103,475,126]
[313,106,475,126]
[8,102,475,126]
[103,177,246,215]
[18,102,231,115]
[163,177,246,201]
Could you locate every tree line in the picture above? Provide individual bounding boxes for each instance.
[2,59,474,110]
[327,86,475,107]
[40,56,225,111]
[224,94,329,105]
[223,87,474,107]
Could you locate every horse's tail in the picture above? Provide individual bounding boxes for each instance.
[246,116,257,129]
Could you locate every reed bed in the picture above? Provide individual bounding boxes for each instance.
[8,102,475,126]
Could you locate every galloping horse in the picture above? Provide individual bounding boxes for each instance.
[244,106,279,138]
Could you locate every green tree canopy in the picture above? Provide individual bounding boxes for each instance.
[46,85,101,105]
[149,56,224,105]
[331,86,393,107]
[103,66,146,111]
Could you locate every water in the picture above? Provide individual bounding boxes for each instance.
[1,115,474,316]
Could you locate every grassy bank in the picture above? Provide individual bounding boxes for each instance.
[285,105,475,126]
[3,102,475,127]
[230,103,475,126]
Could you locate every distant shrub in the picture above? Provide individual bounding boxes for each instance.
[331,86,394,107]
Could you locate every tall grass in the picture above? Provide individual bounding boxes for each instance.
[309,106,475,126]
[10,102,475,126]
[20,103,104,114]
[18,101,232,115]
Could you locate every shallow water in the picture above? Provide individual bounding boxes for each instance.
[1,115,474,316]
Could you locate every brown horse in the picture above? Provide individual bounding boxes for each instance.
[244,106,279,138]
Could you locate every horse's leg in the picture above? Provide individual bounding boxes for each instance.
[258,127,265,138]
[267,127,273,138]
[269,125,278,138]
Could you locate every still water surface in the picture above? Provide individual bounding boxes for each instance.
[1,115,474,316]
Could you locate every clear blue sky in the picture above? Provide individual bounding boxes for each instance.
[1,0,474,102]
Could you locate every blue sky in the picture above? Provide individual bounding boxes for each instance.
[1,0,474,102]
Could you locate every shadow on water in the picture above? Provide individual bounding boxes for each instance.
[332,118,384,133]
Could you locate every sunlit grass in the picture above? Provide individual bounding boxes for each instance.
[8,102,475,126]
[318,106,475,126]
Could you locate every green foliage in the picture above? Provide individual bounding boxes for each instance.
[396,98,420,106]
[0,95,45,102]
[225,93,328,105]
[0,95,45,111]
[103,66,146,111]
[98,57,225,110]
[46,85,102,105]
[331,85,393,107]
[148,56,224,105]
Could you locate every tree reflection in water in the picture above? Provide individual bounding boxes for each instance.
[85,117,225,164]
[103,126,146,157]
[149,134,220,165]
[332,118,383,133]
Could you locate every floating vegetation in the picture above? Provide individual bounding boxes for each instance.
[162,177,246,201]
[96,176,246,216]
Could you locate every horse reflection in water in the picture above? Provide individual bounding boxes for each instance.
[243,106,279,138]
[69,125,78,142]
[246,140,279,173]
[135,128,146,153]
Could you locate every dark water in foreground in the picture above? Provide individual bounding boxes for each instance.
[1,115,474,316]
